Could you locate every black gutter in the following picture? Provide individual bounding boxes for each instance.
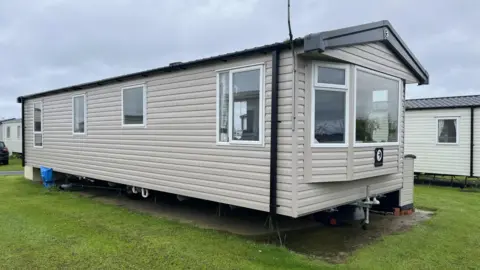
[470,107,475,177]
[269,49,280,219]
[21,98,25,167]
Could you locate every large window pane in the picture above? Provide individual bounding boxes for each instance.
[73,95,85,133]
[6,127,10,138]
[317,66,346,85]
[355,70,399,143]
[438,119,457,143]
[232,69,260,141]
[218,72,229,142]
[34,103,42,132]
[314,90,346,143]
[123,87,144,125]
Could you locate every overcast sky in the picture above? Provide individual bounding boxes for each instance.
[1,0,479,118]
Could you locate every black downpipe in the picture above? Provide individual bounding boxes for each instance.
[21,98,25,167]
[269,49,280,218]
[470,107,474,177]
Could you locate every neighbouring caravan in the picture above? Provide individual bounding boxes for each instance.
[17,21,428,219]
[0,118,22,155]
[405,95,480,177]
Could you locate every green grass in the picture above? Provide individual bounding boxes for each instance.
[0,158,23,171]
[0,177,479,269]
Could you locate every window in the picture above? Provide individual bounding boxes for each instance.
[312,63,349,146]
[122,85,146,126]
[72,95,86,134]
[217,65,264,144]
[6,127,10,139]
[355,68,400,144]
[17,125,21,139]
[437,118,458,144]
[33,102,43,147]
[0,142,4,148]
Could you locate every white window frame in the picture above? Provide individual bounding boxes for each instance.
[314,62,350,89]
[72,94,87,135]
[436,117,460,145]
[121,84,147,128]
[33,101,43,148]
[215,64,265,146]
[311,62,350,148]
[353,66,402,147]
[6,126,10,139]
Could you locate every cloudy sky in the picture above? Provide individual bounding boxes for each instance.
[0,0,478,118]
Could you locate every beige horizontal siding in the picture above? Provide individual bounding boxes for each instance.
[294,42,407,217]
[323,42,418,83]
[24,51,295,216]
[405,108,471,176]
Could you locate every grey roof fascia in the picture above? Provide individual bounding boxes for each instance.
[304,20,429,85]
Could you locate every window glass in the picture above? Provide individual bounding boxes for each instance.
[34,134,42,147]
[34,103,42,132]
[218,72,229,142]
[232,69,260,141]
[317,66,346,85]
[314,90,346,143]
[0,142,4,148]
[123,87,144,125]
[438,119,457,143]
[355,70,399,143]
[17,126,21,139]
[6,127,10,138]
[73,95,85,133]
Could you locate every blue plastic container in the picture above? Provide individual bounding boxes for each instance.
[40,166,54,188]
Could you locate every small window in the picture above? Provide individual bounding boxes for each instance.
[73,95,86,134]
[33,102,43,147]
[312,62,349,146]
[217,65,264,144]
[122,85,146,126]
[315,64,348,89]
[437,118,458,144]
[6,127,10,139]
[355,68,400,144]
[17,125,21,139]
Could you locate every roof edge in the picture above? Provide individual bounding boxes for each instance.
[304,20,429,85]
[406,105,480,111]
[17,40,301,102]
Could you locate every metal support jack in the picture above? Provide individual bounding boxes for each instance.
[356,186,380,230]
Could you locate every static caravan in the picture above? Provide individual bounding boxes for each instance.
[0,118,22,155]
[17,20,428,220]
[405,95,480,177]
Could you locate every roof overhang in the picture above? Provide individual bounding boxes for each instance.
[304,20,429,85]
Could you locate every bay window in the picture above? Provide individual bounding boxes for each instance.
[355,68,400,144]
[311,63,402,147]
[312,63,349,146]
[217,65,264,145]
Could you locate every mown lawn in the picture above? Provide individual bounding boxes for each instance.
[0,158,23,171]
[0,176,479,269]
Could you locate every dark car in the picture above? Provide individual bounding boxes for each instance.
[0,141,9,165]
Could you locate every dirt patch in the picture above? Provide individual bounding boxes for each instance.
[73,188,433,264]
[254,210,433,263]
